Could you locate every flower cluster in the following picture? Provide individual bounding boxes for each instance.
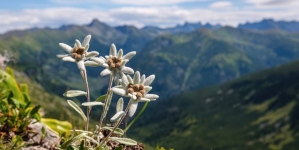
[112,71,159,116]
[57,35,99,71]
[57,34,159,117]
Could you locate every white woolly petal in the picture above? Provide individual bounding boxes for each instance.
[86,51,99,58]
[144,86,152,93]
[144,94,159,100]
[59,43,73,53]
[127,75,133,83]
[120,60,128,67]
[133,71,140,84]
[90,57,105,65]
[118,49,123,59]
[105,55,109,59]
[140,75,145,84]
[110,44,117,57]
[85,44,90,52]
[56,54,69,58]
[132,95,137,100]
[99,56,106,60]
[75,39,81,48]
[120,79,127,87]
[111,87,127,96]
[77,60,86,71]
[113,85,123,88]
[122,51,136,60]
[100,69,111,76]
[121,73,129,85]
[129,101,138,117]
[62,56,76,62]
[102,63,109,68]
[121,67,134,74]
[82,34,91,47]
[138,98,151,102]
[84,61,101,67]
[144,75,155,86]
[114,74,120,85]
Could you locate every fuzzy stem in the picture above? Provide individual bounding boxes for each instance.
[98,73,113,128]
[99,98,133,146]
[81,70,91,131]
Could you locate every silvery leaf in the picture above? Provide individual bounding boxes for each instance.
[108,137,137,146]
[82,102,104,106]
[110,111,125,122]
[67,100,87,121]
[102,127,124,135]
[63,90,87,97]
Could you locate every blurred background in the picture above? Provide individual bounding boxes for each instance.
[1,0,299,149]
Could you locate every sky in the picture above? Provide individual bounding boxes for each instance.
[0,0,298,33]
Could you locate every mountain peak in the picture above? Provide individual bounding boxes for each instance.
[88,19,105,27]
[238,19,299,32]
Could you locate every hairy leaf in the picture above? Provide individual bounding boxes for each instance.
[82,102,104,106]
[67,100,87,121]
[63,90,87,97]
[108,137,137,146]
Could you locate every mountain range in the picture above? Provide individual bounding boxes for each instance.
[0,18,299,149]
[131,59,299,150]
[238,19,299,32]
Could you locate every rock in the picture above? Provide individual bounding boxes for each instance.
[21,122,60,150]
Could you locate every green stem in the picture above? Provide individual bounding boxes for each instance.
[99,98,133,146]
[98,73,113,129]
[124,101,148,133]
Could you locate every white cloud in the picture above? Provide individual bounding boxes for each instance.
[0,5,298,34]
[209,1,232,8]
[51,0,207,5]
[111,0,205,5]
[246,0,298,8]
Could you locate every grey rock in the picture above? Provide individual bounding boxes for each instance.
[21,122,60,150]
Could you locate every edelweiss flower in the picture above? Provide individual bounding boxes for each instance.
[90,44,135,84]
[57,35,99,71]
[111,71,159,117]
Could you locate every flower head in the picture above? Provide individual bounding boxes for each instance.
[57,34,99,71]
[111,71,159,116]
[90,44,136,84]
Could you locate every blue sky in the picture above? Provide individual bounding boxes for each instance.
[0,0,298,33]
